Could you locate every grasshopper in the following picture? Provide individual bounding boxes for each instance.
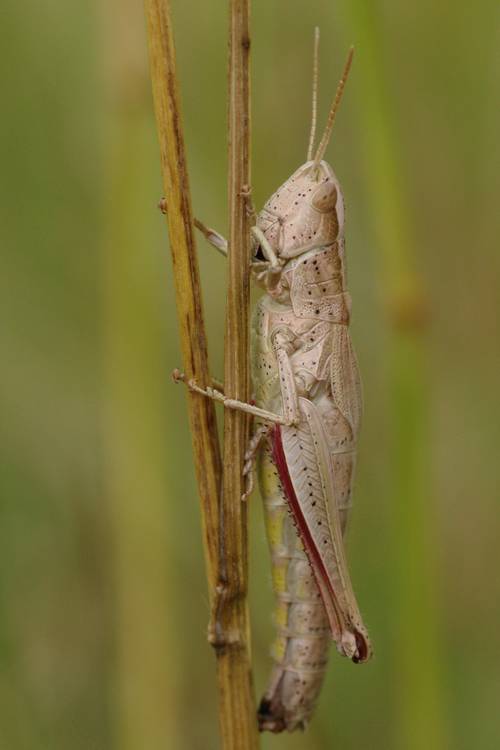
[174,29,372,733]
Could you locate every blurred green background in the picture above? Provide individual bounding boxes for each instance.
[1,1,499,748]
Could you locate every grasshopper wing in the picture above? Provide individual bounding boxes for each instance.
[272,397,371,663]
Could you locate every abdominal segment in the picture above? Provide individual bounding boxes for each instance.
[257,443,332,732]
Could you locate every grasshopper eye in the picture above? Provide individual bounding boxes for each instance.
[311,182,337,212]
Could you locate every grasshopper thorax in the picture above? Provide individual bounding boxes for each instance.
[254,160,344,261]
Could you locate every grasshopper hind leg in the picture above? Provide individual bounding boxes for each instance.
[257,441,331,732]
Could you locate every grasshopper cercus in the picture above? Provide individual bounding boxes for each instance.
[173,28,372,733]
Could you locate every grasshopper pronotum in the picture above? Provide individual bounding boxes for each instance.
[174,28,372,733]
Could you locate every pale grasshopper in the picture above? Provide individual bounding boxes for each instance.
[173,28,372,732]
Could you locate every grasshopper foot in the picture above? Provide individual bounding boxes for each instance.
[172,368,184,384]
[240,183,256,220]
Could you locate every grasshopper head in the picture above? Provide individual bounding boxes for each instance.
[254,160,344,261]
[252,42,354,265]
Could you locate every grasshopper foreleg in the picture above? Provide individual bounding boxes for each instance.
[193,218,228,256]
[158,198,228,256]
[251,226,282,269]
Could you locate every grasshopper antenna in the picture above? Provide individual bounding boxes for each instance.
[313,46,354,168]
[306,27,320,161]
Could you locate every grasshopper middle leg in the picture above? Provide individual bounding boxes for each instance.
[173,370,292,426]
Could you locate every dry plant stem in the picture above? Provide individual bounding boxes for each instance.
[210,0,260,748]
[216,0,260,744]
[143,0,222,590]
[144,1,258,746]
